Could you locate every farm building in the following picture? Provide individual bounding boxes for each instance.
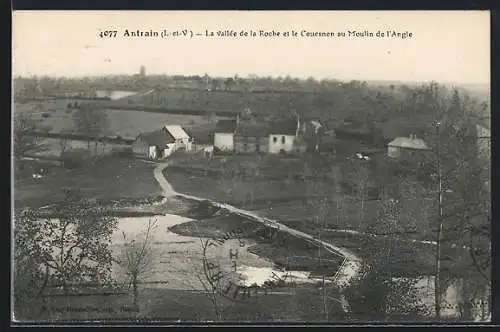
[234,123,270,153]
[214,119,238,151]
[214,116,306,155]
[132,125,192,159]
[268,118,302,154]
[164,125,192,152]
[132,128,176,159]
[387,134,429,160]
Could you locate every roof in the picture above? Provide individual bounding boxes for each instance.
[215,119,238,133]
[269,119,298,135]
[235,123,271,137]
[388,137,429,150]
[138,128,175,147]
[164,125,190,139]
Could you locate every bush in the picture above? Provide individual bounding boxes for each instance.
[110,147,133,157]
[61,148,92,169]
[343,257,430,321]
[41,113,51,118]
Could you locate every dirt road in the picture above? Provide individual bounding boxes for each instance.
[154,162,362,282]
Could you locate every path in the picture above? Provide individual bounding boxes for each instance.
[154,162,362,280]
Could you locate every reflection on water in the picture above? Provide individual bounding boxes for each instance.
[111,215,313,290]
[237,266,313,287]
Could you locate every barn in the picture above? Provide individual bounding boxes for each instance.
[132,128,176,159]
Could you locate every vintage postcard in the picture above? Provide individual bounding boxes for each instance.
[11,10,491,324]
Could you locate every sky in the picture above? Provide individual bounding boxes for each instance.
[12,10,490,84]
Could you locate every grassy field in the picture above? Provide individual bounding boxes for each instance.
[14,156,162,209]
[165,167,327,209]
[14,101,231,141]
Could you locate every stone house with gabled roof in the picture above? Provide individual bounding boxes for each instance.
[132,127,176,159]
[387,134,429,162]
[214,115,306,155]
[164,125,192,152]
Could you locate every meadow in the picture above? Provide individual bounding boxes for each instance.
[14,156,163,209]
[15,100,232,141]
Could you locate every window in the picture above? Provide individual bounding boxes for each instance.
[281,136,286,144]
[243,143,248,151]
[256,144,260,152]
[273,136,277,143]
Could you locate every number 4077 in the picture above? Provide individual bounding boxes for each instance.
[99,30,118,38]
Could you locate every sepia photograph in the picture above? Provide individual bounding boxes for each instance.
[11,10,491,323]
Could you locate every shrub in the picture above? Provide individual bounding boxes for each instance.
[110,147,133,157]
[41,113,51,118]
[343,257,430,321]
[61,148,92,169]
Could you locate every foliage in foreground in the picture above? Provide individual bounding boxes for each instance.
[13,191,118,320]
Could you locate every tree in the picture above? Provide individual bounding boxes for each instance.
[13,209,52,319]
[413,84,491,320]
[27,191,117,292]
[72,105,110,152]
[13,191,118,320]
[58,128,73,168]
[348,164,371,227]
[13,112,48,173]
[224,77,235,91]
[115,218,160,312]
[343,239,430,321]
[196,238,240,321]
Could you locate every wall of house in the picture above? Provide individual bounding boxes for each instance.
[387,145,400,158]
[132,138,149,157]
[234,136,269,153]
[268,134,296,154]
[165,143,176,157]
[388,146,428,164]
[174,138,192,152]
[214,133,234,151]
[148,146,157,159]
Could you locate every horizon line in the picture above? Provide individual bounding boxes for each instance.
[12,73,490,87]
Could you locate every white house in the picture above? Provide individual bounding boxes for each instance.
[387,134,429,159]
[268,118,301,154]
[164,125,192,152]
[214,119,238,151]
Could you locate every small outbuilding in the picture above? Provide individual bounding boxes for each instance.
[132,128,176,159]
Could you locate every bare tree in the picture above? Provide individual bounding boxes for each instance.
[13,112,48,173]
[115,218,159,312]
[196,238,227,321]
[349,164,371,226]
[59,128,72,168]
[72,105,110,152]
[411,84,490,320]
